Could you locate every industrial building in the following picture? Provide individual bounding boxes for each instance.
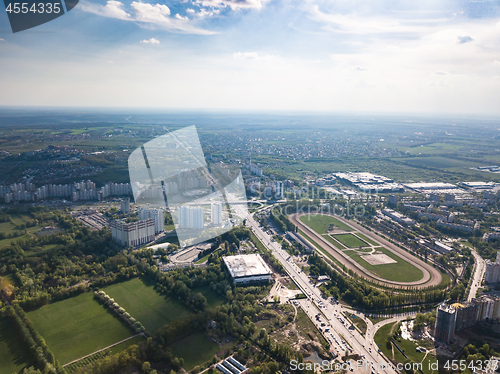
[216,357,248,374]
[110,218,155,247]
[223,254,272,284]
[381,208,415,226]
[334,172,403,192]
[286,231,314,253]
[138,208,165,234]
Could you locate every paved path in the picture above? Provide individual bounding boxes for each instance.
[62,334,143,367]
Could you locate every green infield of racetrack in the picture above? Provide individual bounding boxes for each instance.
[322,234,345,249]
[27,292,134,365]
[332,233,368,248]
[299,214,352,234]
[355,232,379,246]
[103,277,193,334]
[343,247,423,282]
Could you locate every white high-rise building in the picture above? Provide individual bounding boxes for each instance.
[138,208,165,234]
[211,203,222,225]
[179,206,204,229]
[275,181,284,199]
[110,218,155,247]
[121,198,130,214]
[485,252,500,283]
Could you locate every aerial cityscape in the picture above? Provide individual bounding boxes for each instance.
[0,110,498,374]
[2,0,500,373]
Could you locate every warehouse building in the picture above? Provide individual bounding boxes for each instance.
[223,254,272,284]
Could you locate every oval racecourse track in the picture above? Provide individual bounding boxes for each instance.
[289,213,442,288]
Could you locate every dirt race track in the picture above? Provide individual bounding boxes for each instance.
[289,213,442,289]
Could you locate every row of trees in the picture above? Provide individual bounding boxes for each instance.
[1,305,64,373]
[94,290,146,334]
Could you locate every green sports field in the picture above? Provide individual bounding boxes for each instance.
[27,292,134,365]
[299,214,352,234]
[102,278,193,334]
[332,233,368,248]
[343,247,423,282]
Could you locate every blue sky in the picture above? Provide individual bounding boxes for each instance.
[1,0,500,114]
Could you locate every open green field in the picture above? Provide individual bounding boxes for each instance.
[299,214,352,234]
[191,286,225,308]
[169,332,222,370]
[0,315,34,374]
[103,278,193,334]
[374,322,397,361]
[332,233,367,248]
[355,233,379,246]
[27,292,133,365]
[343,247,423,282]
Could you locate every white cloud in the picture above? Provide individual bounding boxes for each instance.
[80,0,216,34]
[434,71,449,75]
[80,0,130,19]
[352,66,367,71]
[495,60,500,66]
[186,8,195,13]
[175,14,188,20]
[140,38,160,44]
[0,38,5,42]
[234,52,259,59]
[233,52,276,60]
[194,0,271,11]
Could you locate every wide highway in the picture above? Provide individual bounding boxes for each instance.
[246,214,401,374]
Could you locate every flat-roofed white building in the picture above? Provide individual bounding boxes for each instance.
[223,254,272,284]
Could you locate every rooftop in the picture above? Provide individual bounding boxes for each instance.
[223,254,272,279]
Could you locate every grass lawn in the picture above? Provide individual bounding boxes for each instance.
[0,315,34,374]
[343,247,423,282]
[374,321,396,360]
[355,233,379,246]
[103,278,193,334]
[323,235,345,249]
[299,214,352,234]
[191,286,225,308]
[168,332,222,370]
[332,233,368,248]
[27,292,133,365]
[345,312,367,335]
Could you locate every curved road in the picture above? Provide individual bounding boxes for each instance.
[290,213,442,288]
